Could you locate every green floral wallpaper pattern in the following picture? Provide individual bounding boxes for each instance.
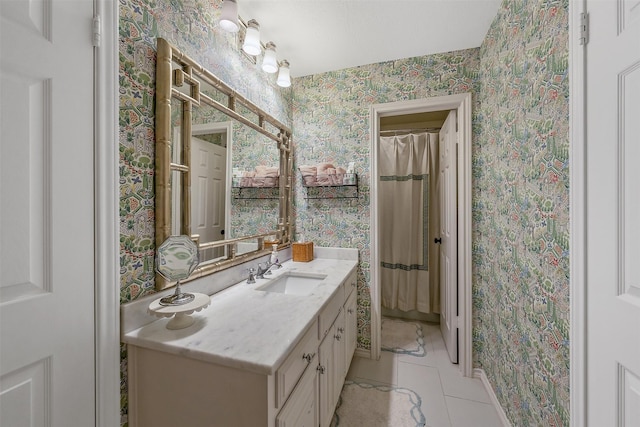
[118,0,291,424]
[475,0,570,425]
[118,0,570,424]
[292,0,570,424]
[119,0,291,303]
[292,49,482,350]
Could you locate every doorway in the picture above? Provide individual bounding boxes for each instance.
[370,93,473,376]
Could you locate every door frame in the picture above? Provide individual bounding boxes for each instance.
[94,0,120,424]
[568,1,586,426]
[370,93,473,376]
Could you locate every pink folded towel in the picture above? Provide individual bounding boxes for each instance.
[240,171,256,187]
[316,163,337,186]
[325,167,339,185]
[299,165,317,186]
[255,165,278,176]
[316,175,331,186]
[264,169,279,187]
[316,163,335,175]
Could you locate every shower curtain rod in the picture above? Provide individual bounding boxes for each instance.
[379,127,441,135]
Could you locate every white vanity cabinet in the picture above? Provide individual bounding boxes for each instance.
[126,264,358,427]
[317,269,357,427]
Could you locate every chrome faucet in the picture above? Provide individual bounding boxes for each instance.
[256,245,282,279]
[256,262,273,279]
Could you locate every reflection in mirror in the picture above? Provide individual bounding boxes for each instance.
[190,122,231,264]
[155,38,293,290]
[170,170,182,235]
[231,127,280,240]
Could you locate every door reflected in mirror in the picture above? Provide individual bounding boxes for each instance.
[190,122,230,264]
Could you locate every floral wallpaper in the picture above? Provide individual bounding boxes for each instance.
[119,0,570,424]
[292,0,570,424]
[119,0,290,303]
[119,0,291,423]
[474,0,570,425]
[291,49,482,349]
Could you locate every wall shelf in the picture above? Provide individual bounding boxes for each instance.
[301,173,358,200]
[232,186,280,200]
[232,176,280,199]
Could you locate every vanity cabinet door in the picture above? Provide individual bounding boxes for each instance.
[333,309,347,385]
[276,353,319,427]
[344,287,357,370]
[318,319,335,427]
[318,309,346,427]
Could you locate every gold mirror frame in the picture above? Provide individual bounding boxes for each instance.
[155,38,293,290]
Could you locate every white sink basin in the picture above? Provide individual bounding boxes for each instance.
[256,272,328,296]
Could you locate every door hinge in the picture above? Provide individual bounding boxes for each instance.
[579,12,589,46]
[92,15,101,47]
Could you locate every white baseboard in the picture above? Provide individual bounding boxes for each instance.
[473,368,512,427]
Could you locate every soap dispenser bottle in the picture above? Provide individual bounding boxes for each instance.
[269,244,280,268]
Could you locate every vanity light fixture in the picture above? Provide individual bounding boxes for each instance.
[242,19,262,56]
[219,0,239,32]
[262,42,278,73]
[277,60,291,87]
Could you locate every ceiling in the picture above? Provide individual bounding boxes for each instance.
[236,0,503,78]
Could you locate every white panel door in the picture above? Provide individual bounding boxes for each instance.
[586,0,640,424]
[439,110,458,364]
[191,136,226,260]
[0,0,96,425]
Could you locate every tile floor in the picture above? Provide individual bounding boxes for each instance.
[345,321,504,427]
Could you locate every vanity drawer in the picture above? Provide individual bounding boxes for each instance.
[276,351,318,427]
[318,284,344,340]
[276,319,319,409]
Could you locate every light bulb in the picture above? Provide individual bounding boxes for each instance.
[262,42,278,73]
[219,0,238,33]
[242,19,261,56]
[277,60,291,87]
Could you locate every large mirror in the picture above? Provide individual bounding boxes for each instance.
[155,38,293,290]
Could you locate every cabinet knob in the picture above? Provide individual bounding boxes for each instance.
[347,309,354,314]
[317,365,326,374]
[334,334,342,341]
[302,353,315,363]
[337,327,344,333]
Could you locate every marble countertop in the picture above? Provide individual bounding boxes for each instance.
[122,257,358,376]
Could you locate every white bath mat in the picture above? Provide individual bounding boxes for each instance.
[331,381,426,427]
[381,317,426,357]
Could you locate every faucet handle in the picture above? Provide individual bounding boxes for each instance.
[256,263,266,278]
[246,267,256,284]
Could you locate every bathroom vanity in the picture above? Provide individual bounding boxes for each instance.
[122,251,358,427]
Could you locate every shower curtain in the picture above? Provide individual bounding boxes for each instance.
[379,132,440,314]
